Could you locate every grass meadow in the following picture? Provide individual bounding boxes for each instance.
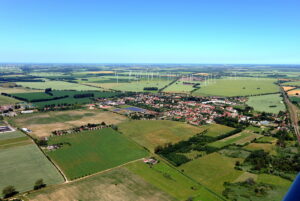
[246,94,286,114]
[207,131,262,149]
[0,94,19,105]
[126,160,223,201]
[118,120,205,152]
[181,152,243,194]
[0,131,63,195]
[46,128,148,180]
[193,78,279,97]
[26,167,175,201]
[16,80,101,91]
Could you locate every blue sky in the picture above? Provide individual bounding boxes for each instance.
[0,0,299,64]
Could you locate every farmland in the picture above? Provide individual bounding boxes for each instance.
[46,128,148,180]
[163,80,201,93]
[202,124,235,138]
[16,80,101,91]
[207,131,262,149]
[109,80,172,92]
[10,110,127,137]
[9,90,121,108]
[118,120,206,152]
[287,89,300,96]
[246,94,286,114]
[181,152,243,193]
[0,131,64,195]
[26,167,175,201]
[283,81,300,86]
[0,94,19,105]
[126,160,222,201]
[193,78,279,97]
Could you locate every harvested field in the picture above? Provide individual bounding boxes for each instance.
[26,168,175,201]
[10,110,127,138]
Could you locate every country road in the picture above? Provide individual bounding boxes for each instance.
[280,86,300,141]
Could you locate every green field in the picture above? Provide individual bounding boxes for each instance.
[193,78,279,97]
[26,167,175,201]
[16,81,101,91]
[126,160,223,201]
[283,81,300,86]
[246,94,286,114]
[118,120,206,152]
[46,128,148,180]
[181,152,243,193]
[202,124,235,138]
[10,90,121,108]
[108,80,172,92]
[0,131,64,195]
[207,131,262,149]
[163,80,201,93]
[0,94,19,105]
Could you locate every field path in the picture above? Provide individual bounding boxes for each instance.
[280,86,300,141]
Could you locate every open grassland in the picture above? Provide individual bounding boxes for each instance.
[0,132,63,194]
[16,81,101,91]
[244,143,277,154]
[193,78,279,97]
[46,128,148,180]
[256,136,277,143]
[0,87,42,93]
[202,124,235,138]
[118,120,205,152]
[109,80,172,92]
[246,94,286,114]
[257,174,292,201]
[126,160,223,201]
[10,110,127,138]
[26,167,175,201]
[0,94,19,105]
[181,152,243,194]
[208,131,262,149]
[11,90,120,108]
[283,81,300,86]
[163,81,201,93]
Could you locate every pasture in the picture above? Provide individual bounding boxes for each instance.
[16,80,101,91]
[246,94,286,114]
[10,110,127,137]
[244,143,276,153]
[126,160,222,201]
[283,81,300,86]
[0,132,64,194]
[46,128,148,180]
[109,80,172,92]
[163,81,201,93]
[118,120,205,152]
[181,152,243,193]
[207,131,262,149]
[26,167,174,201]
[193,78,279,97]
[10,90,121,108]
[0,94,19,105]
[0,87,42,93]
[202,124,235,138]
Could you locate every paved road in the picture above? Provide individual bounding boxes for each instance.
[280,86,300,141]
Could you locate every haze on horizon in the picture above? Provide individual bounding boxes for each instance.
[0,0,299,64]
